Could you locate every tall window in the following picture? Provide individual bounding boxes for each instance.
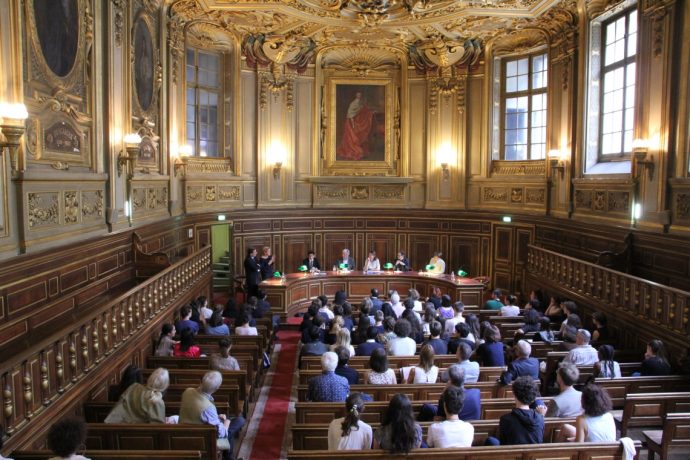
[186,48,221,157]
[599,9,637,160]
[500,52,548,160]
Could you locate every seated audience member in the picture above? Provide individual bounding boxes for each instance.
[366,348,397,385]
[210,338,240,371]
[476,325,505,367]
[300,326,329,362]
[563,329,599,365]
[235,313,258,336]
[179,371,245,459]
[500,295,520,317]
[641,339,672,376]
[518,309,541,335]
[105,368,169,423]
[373,310,385,333]
[546,363,583,417]
[559,314,582,345]
[47,417,91,460]
[593,344,621,378]
[500,340,539,385]
[424,321,448,355]
[386,319,417,356]
[560,301,578,326]
[223,297,239,322]
[318,301,335,321]
[326,316,345,345]
[544,296,565,322]
[465,314,480,344]
[451,342,480,383]
[198,296,213,320]
[175,306,199,336]
[369,288,383,314]
[374,394,423,453]
[154,324,177,357]
[427,287,443,309]
[380,301,396,320]
[591,312,610,343]
[380,316,396,343]
[421,305,436,335]
[407,344,439,384]
[204,310,230,336]
[353,307,372,345]
[409,289,423,311]
[356,326,385,357]
[307,352,349,402]
[341,302,355,331]
[173,329,201,358]
[443,301,466,336]
[483,289,504,310]
[402,308,424,343]
[420,364,481,422]
[330,327,356,357]
[328,393,373,451]
[390,291,404,318]
[532,317,555,343]
[426,386,474,448]
[334,346,360,384]
[437,294,454,320]
[300,302,320,338]
[334,289,348,306]
[403,298,422,322]
[448,322,475,355]
[489,377,545,445]
[254,290,271,319]
[109,365,143,401]
[559,384,616,442]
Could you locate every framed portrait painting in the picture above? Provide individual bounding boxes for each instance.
[32,0,80,79]
[133,16,155,112]
[324,78,397,176]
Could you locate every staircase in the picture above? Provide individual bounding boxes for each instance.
[213,253,231,289]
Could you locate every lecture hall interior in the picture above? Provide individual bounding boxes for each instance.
[1,0,690,458]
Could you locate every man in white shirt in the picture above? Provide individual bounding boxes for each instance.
[427,251,446,274]
[426,386,474,448]
[563,329,599,365]
[386,319,417,356]
[546,363,583,418]
[500,294,520,317]
[443,301,466,336]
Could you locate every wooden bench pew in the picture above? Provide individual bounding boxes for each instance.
[292,417,574,450]
[615,392,690,436]
[84,400,231,423]
[300,354,462,371]
[595,375,690,409]
[297,381,514,402]
[12,451,202,460]
[139,368,249,405]
[643,412,690,460]
[146,355,257,391]
[297,366,506,385]
[287,441,640,460]
[84,424,217,459]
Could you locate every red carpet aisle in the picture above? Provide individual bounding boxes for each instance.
[244,326,300,460]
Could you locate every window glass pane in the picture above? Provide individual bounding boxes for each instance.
[506,76,517,93]
[517,58,529,74]
[506,60,517,77]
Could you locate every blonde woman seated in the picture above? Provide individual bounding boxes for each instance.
[366,348,397,385]
[330,327,356,357]
[105,368,171,424]
[406,344,439,384]
[328,393,373,450]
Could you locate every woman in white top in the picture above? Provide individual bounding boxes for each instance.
[427,386,474,448]
[366,348,397,384]
[408,289,424,312]
[407,344,439,384]
[362,251,380,271]
[328,393,373,450]
[594,345,622,378]
[576,385,616,442]
[47,417,92,460]
[330,328,356,357]
[234,313,258,336]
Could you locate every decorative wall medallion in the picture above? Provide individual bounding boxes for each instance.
[575,189,592,209]
[316,185,348,199]
[607,191,630,212]
[219,186,240,201]
[205,185,217,201]
[511,188,523,203]
[593,191,606,211]
[483,187,507,202]
[676,193,690,219]
[81,190,103,219]
[44,122,81,154]
[27,192,59,228]
[372,185,404,200]
[64,191,79,224]
[186,186,203,202]
[525,188,545,204]
[137,136,156,167]
[351,186,369,200]
[491,160,546,176]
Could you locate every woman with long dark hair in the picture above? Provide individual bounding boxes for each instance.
[641,339,671,376]
[374,394,422,452]
[154,323,176,357]
[594,345,621,378]
[173,329,201,357]
[327,393,372,450]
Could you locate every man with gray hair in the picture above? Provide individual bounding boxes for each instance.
[307,351,349,402]
[179,370,246,459]
[335,248,355,271]
[500,340,540,384]
[563,329,598,365]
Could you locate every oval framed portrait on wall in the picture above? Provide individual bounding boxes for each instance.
[31,0,80,78]
[133,16,154,112]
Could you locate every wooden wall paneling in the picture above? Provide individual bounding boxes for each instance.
[492,225,514,291]
[514,227,534,295]
[323,233,355,270]
[449,236,481,278]
[197,225,211,250]
[408,234,440,271]
[282,234,314,274]
[365,232,397,267]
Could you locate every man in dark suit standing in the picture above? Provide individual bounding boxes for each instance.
[302,250,321,272]
[335,248,355,271]
[244,247,261,298]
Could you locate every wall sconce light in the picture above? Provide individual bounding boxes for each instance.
[273,161,283,179]
[117,133,142,178]
[0,103,29,174]
[632,138,654,181]
[548,149,566,178]
[437,143,454,181]
[440,162,450,181]
[173,144,192,177]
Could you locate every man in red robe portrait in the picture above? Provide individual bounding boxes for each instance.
[336,92,375,160]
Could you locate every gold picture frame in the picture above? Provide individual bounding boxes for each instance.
[324,78,397,176]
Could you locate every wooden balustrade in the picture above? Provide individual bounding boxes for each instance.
[0,246,211,438]
[528,245,690,338]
